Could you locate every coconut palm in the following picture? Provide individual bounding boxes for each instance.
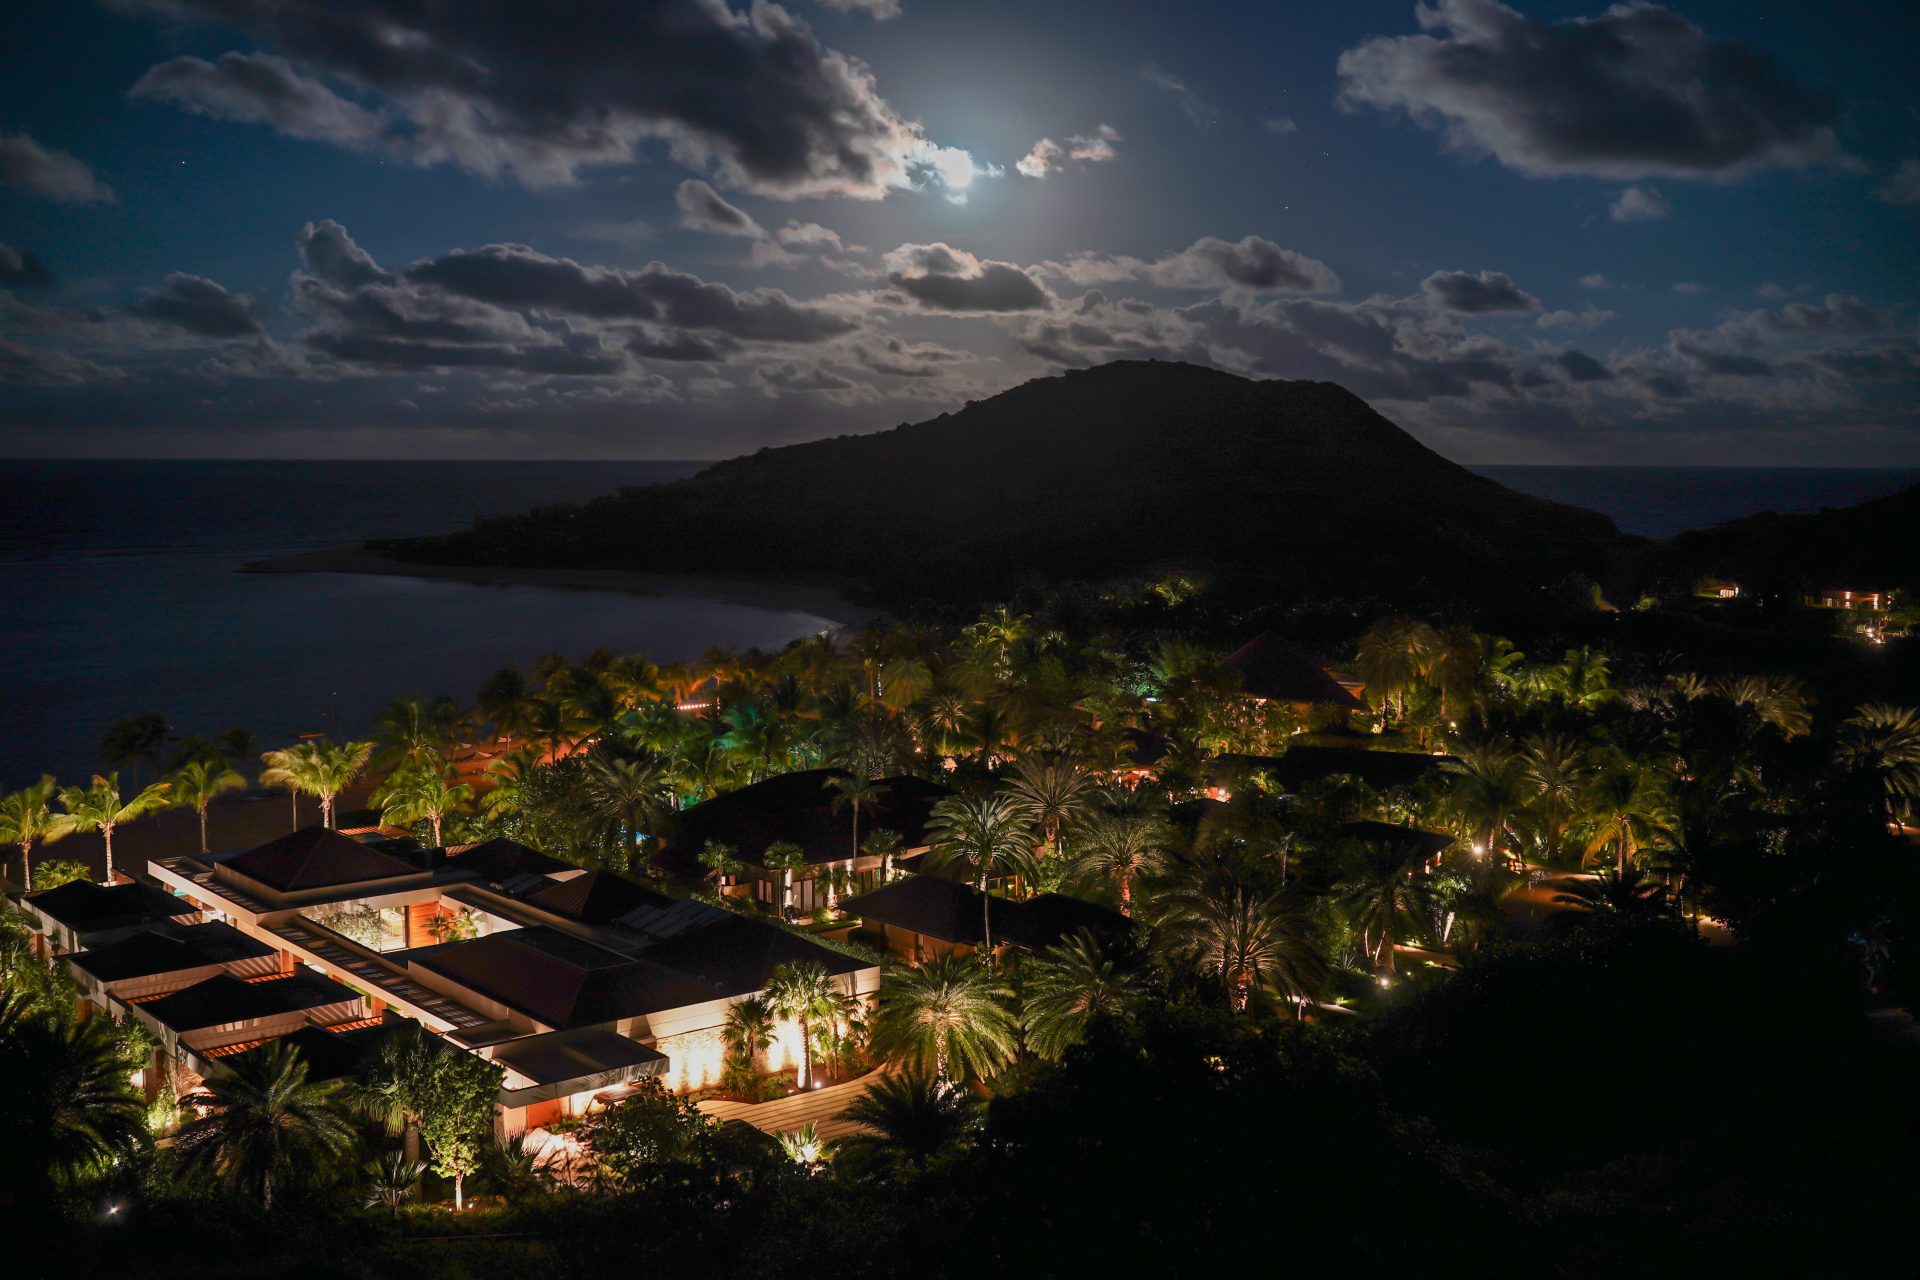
[0,775,69,891]
[1446,747,1530,867]
[1519,734,1592,861]
[259,739,374,830]
[765,960,841,1090]
[1355,618,1434,727]
[349,1022,436,1162]
[0,993,150,1197]
[1548,646,1615,709]
[576,749,667,869]
[480,746,543,821]
[374,759,473,847]
[722,995,778,1089]
[99,712,171,786]
[477,666,536,743]
[1838,704,1920,822]
[869,955,1018,1084]
[925,791,1038,954]
[833,1069,979,1173]
[57,773,171,884]
[825,773,886,864]
[171,1039,355,1210]
[1068,808,1172,917]
[1577,760,1674,874]
[373,695,451,771]
[361,1150,426,1217]
[1021,929,1144,1061]
[168,757,245,854]
[1005,754,1096,857]
[1332,840,1435,977]
[1163,883,1325,1010]
[1422,627,1484,724]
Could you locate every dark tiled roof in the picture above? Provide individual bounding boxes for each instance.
[448,837,575,883]
[414,927,721,1029]
[492,1027,668,1087]
[524,870,673,925]
[1221,633,1365,709]
[638,912,868,996]
[842,877,1127,952]
[222,825,421,892]
[1339,821,1456,858]
[70,922,273,982]
[661,769,948,872]
[142,970,360,1032]
[271,1018,426,1082]
[25,879,196,934]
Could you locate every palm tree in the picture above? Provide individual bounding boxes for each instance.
[869,954,1017,1084]
[1838,704,1920,823]
[765,960,841,1090]
[577,749,667,869]
[1446,747,1530,867]
[1577,760,1673,874]
[171,1039,355,1209]
[1520,734,1592,861]
[0,776,69,891]
[480,746,542,821]
[374,760,473,847]
[57,773,171,884]
[361,1149,426,1217]
[1069,809,1172,917]
[1332,839,1434,977]
[1005,755,1096,857]
[1552,865,1670,921]
[722,995,777,1089]
[1021,929,1143,1061]
[1549,646,1614,708]
[1355,618,1434,727]
[1421,627,1484,724]
[477,666,536,744]
[925,791,1038,954]
[99,712,171,786]
[169,758,245,854]
[834,1069,979,1173]
[761,842,810,915]
[1163,883,1325,1011]
[374,695,450,771]
[349,1022,435,1162]
[825,773,886,866]
[0,993,150,1198]
[259,739,373,830]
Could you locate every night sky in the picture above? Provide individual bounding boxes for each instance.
[2,0,1916,462]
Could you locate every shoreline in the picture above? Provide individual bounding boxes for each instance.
[242,546,879,627]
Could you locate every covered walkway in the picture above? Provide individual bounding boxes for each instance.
[697,1067,890,1142]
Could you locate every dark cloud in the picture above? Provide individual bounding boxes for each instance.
[297,220,393,289]
[676,180,765,238]
[0,132,113,203]
[752,360,855,392]
[1421,270,1539,314]
[117,0,980,198]
[819,0,903,18]
[130,53,385,147]
[306,331,623,375]
[408,244,857,341]
[854,336,970,377]
[1555,349,1613,382]
[126,274,267,337]
[1337,0,1850,179]
[884,243,1050,312]
[0,244,53,289]
[1673,340,1772,378]
[1150,236,1341,293]
[626,329,738,363]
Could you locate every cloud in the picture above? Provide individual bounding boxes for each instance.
[0,244,53,289]
[126,274,268,337]
[752,359,855,393]
[1262,116,1299,136]
[1336,0,1852,180]
[298,219,394,289]
[1671,281,1706,295]
[1555,350,1613,382]
[818,0,903,17]
[675,180,765,238]
[1135,64,1231,130]
[1537,305,1614,331]
[853,336,971,377]
[0,132,113,203]
[1881,159,1920,206]
[129,53,386,148]
[1016,125,1121,178]
[0,336,125,386]
[1148,236,1341,293]
[117,0,980,199]
[1420,269,1539,313]
[1609,185,1671,222]
[884,243,1050,312]
[1579,273,1608,289]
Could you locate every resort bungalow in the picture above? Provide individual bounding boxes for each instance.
[1338,820,1457,870]
[841,874,1129,963]
[18,878,201,957]
[663,768,949,918]
[1808,587,1889,611]
[1221,633,1368,714]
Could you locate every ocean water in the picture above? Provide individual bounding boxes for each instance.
[0,460,841,788]
[1472,465,1920,538]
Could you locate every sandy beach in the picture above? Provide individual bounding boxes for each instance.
[242,546,879,627]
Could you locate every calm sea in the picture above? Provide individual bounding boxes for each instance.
[1472,465,1920,538]
[0,460,839,788]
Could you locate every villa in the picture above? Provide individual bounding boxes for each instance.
[841,874,1129,963]
[19,819,880,1136]
[1221,633,1368,712]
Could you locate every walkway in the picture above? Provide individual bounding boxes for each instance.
[697,1068,889,1142]
[269,919,491,1030]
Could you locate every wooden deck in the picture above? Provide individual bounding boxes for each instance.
[697,1068,889,1142]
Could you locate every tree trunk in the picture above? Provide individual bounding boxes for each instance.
[20,840,32,893]
[454,1171,464,1212]
[980,866,993,956]
[199,806,210,854]
[404,1123,420,1163]
[799,1022,813,1089]
[102,825,115,884]
[1119,871,1132,918]
[431,814,443,847]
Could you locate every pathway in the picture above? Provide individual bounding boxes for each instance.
[697,1068,889,1142]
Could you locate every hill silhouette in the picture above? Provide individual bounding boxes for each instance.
[383,361,1629,609]
[1657,481,1920,598]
